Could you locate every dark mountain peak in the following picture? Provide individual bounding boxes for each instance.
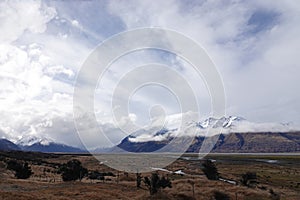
[21,142,85,153]
[0,139,20,151]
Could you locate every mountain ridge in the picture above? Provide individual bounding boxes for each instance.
[0,139,21,151]
[117,131,300,153]
[0,138,85,153]
[1,116,299,153]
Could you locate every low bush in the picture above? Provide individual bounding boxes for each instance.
[6,160,33,179]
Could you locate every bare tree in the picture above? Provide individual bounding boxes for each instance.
[143,172,172,195]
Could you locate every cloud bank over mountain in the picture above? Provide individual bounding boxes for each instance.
[0,0,300,148]
[127,114,299,143]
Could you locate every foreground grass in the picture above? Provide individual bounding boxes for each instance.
[0,152,299,199]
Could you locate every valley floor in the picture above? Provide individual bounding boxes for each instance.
[0,152,299,200]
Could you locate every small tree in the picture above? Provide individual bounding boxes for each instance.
[59,159,88,181]
[6,160,33,179]
[241,172,258,188]
[136,173,142,188]
[143,172,172,195]
[202,159,219,180]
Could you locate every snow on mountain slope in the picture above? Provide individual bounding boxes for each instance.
[16,135,85,153]
[17,135,54,146]
[127,115,297,143]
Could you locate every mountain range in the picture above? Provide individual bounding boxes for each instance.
[0,135,85,153]
[116,116,300,153]
[0,116,299,153]
[117,132,300,153]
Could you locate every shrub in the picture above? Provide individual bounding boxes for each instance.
[59,159,88,181]
[88,170,106,180]
[202,159,219,180]
[143,172,172,195]
[6,160,33,179]
[88,171,116,180]
[241,172,258,188]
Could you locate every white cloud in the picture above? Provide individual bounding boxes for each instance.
[0,1,98,147]
[128,133,168,143]
[127,113,300,143]
[71,20,80,27]
[1,0,300,149]
[107,0,300,125]
[128,113,137,122]
[0,0,56,43]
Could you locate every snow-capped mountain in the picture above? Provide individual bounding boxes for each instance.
[17,135,54,146]
[116,116,300,153]
[123,115,298,144]
[1,116,298,153]
[16,135,85,153]
[196,116,245,129]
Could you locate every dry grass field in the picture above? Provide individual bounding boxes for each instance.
[0,151,299,200]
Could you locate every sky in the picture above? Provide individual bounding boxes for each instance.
[0,0,300,148]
